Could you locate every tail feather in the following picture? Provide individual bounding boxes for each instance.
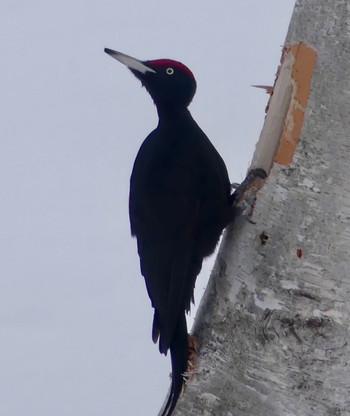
[160,314,188,416]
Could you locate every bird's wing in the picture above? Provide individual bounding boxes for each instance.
[134,191,200,353]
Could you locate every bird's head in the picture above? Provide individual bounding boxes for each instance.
[105,48,197,111]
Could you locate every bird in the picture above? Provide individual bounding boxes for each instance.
[104,48,252,416]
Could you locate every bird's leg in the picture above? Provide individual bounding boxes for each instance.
[230,168,267,220]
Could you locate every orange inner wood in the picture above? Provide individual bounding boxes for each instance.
[274,43,317,165]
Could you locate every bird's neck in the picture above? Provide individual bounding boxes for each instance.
[156,106,192,127]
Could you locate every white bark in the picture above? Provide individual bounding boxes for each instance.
[173,1,350,415]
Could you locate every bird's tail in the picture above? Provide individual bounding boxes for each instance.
[160,313,188,416]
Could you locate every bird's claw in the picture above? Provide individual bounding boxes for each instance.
[231,182,240,190]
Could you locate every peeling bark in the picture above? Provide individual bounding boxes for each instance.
[172,1,350,415]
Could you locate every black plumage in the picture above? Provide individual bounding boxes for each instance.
[105,49,235,416]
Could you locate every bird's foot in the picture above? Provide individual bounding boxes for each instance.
[231,168,267,203]
[231,168,267,219]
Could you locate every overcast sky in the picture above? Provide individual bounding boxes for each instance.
[1,2,295,415]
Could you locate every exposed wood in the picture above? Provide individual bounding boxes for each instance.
[274,43,317,165]
[251,42,316,172]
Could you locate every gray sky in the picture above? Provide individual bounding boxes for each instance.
[1,1,295,415]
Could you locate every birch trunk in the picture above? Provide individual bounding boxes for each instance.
[172,1,350,415]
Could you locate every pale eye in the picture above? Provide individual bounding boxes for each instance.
[166,67,174,75]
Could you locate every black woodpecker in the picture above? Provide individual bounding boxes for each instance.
[105,48,265,416]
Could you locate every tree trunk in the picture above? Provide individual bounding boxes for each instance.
[172,1,350,415]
